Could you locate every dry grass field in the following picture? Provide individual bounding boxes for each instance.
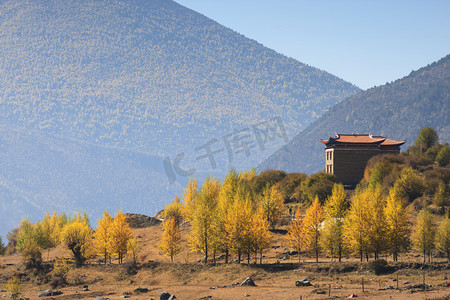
[1,221,449,300]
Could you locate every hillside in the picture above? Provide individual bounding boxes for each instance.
[259,54,450,174]
[0,0,359,152]
[0,0,359,237]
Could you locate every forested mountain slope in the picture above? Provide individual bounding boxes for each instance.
[0,0,359,237]
[259,54,450,174]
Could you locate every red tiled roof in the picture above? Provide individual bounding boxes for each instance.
[320,134,405,146]
[380,139,406,146]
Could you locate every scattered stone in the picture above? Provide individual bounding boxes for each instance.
[316,290,326,295]
[405,283,432,290]
[295,279,312,287]
[95,297,110,300]
[37,290,61,297]
[239,277,256,287]
[244,294,250,297]
[199,296,212,300]
[168,295,176,300]
[133,287,149,293]
[347,294,357,298]
[83,285,89,291]
[159,292,171,300]
[120,296,130,299]
[19,298,29,300]
[38,290,52,297]
[288,251,298,256]
[403,281,410,285]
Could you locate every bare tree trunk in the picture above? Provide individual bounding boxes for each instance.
[204,235,208,263]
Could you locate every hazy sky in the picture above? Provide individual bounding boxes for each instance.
[175,0,450,90]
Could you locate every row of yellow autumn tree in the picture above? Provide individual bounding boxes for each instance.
[159,169,279,264]
[12,210,138,267]
[9,170,449,266]
[159,169,450,264]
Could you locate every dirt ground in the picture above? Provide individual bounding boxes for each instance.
[1,225,449,300]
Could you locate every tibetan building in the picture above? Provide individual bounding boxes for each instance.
[320,134,405,187]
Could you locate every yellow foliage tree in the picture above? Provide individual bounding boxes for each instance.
[251,207,271,264]
[182,177,198,221]
[435,213,450,261]
[302,196,324,263]
[6,276,21,300]
[260,184,285,230]
[50,212,68,245]
[110,210,132,264]
[39,212,58,251]
[53,257,71,283]
[384,189,410,261]
[93,210,112,264]
[393,167,424,201]
[127,236,141,265]
[189,177,221,263]
[343,187,370,261]
[224,194,253,263]
[22,242,42,269]
[412,208,436,263]
[164,196,184,226]
[322,183,347,261]
[159,218,182,262]
[286,208,304,263]
[16,219,44,251]
[213,169,240,263]
[366,185,387,260]
[433,181,449,210]
[61,220,93,267]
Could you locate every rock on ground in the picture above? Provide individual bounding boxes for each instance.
[159,291,171,300]
[239,277,256,286]
[296,278,312,287]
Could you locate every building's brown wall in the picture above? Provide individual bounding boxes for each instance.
[333,149,380,185]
